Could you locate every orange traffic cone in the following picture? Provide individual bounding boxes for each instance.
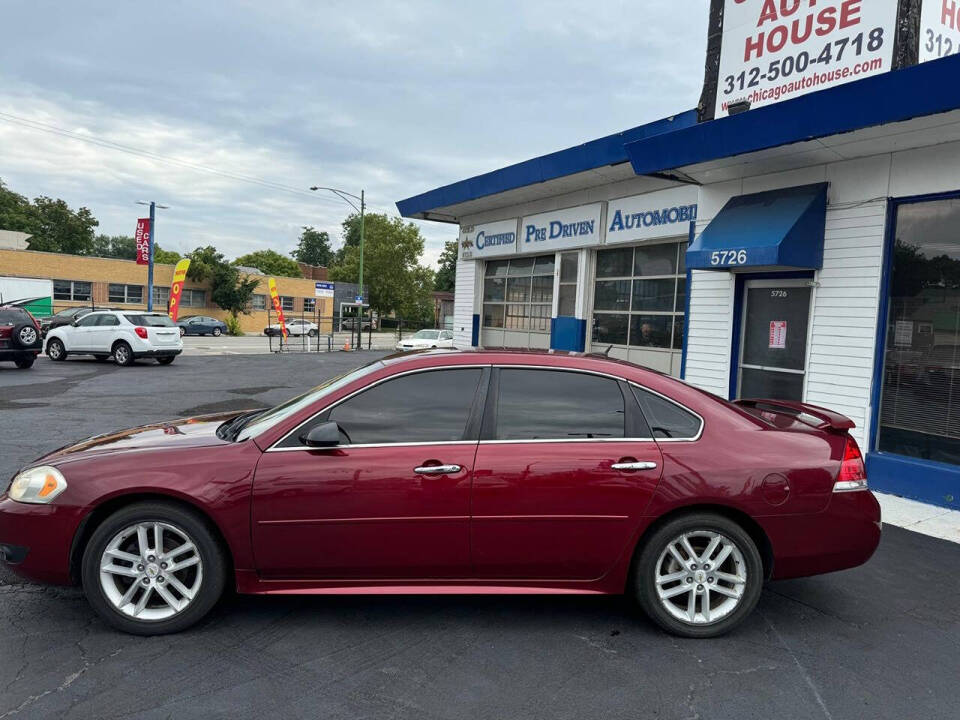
[343,340,351,351]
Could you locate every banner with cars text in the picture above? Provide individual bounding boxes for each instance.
[268,277,288,339]
[135,218,151,265]
[168,259,191,322]
[713,0,899,118]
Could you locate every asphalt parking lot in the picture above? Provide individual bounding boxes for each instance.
[1,353,959,719]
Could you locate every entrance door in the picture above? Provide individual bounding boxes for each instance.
[737,280,812,401]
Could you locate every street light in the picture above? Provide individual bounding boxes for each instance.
[136,201,169,311]
[309,186,365,305]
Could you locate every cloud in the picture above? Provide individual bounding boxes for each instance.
[0,1,708,271]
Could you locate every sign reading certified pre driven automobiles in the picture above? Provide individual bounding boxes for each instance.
[520,204,602,254]
[459,218,518,261]
[920,0,960,62]
[715,0,898,118]
[606,186,698,245]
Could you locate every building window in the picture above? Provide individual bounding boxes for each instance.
[53,280,92,302]
[108,284,144,304]
[304,297,316,313]
[153,286,170,306]
[878,197,960,466]
[181,289,206,307]
[482,255,554,332]
[281,296,294,311]
[251,294,267,311]
[592,241,686,350]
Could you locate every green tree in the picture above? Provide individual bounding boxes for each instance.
[234,249,302,277]
[0,179,35,233]
[329,213,435,319]
[187,246,259,319]
[91,234,137,260]
[291,226,333,267]
[25,196,98,255]
[434,240,457,292]
[153,246,182,265]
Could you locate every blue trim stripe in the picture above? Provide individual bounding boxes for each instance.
[867,453,958,510]
[550,316,587,352]
[396,111,698,219]
[471,314,480,347]
[625,54,960,177]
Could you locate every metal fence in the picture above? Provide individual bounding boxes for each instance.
[264,306,436,353]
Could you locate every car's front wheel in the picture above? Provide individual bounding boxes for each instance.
[46,338,66,361]
[81,501,227,635]
[633,512,763,638]
[212,327,222,337]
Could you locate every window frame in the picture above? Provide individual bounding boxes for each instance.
[629,382,704,442]
[482,255,555,334]
[268,366,491,451]
[107,283,144,305]
[53,279,92,302]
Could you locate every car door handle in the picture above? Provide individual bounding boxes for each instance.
[611,461,659,471]
[414,465,462,475]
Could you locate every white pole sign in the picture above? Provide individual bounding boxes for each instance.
[920,0,960,62]
[715,0,899,118]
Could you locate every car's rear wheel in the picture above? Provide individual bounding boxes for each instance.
[156,356,175,365]
[633,512,762,638]
[46,338,66,361]
[81,501,226,635]
[212,327,222,337]
[14,356,35,369]
[179,327,186,337]
[308,329,318,338]
[113,341,134,366]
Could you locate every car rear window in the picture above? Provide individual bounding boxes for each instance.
[0,308,29,324]
[124,314,175,327]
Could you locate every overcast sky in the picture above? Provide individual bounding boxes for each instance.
[0,1,708,268]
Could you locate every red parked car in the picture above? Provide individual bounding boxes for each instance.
[0,305,43,368]
[0,350,880,637]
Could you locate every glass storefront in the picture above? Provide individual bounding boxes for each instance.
[592,241,686,350]
[878,197,960,466]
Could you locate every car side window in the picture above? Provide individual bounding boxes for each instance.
[631,386,702,440]
[97,315,120,326]
[281,369,484,447]
[76,315,101,327]
[494,369,625,440]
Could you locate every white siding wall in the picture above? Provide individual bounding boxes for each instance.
[805,201,887,447]
[684,270,735,397]
[453,253,478,348]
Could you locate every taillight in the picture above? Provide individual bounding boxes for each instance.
[135,327,148,339]
[834,436,868,492]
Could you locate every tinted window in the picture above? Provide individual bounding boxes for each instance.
[325,369,483,445]
[125,314,175,327]
[631,387,701,439]
[96,315,120,326]
[496,370,625,440]
[76,314,101,327]
[0,308,29,324]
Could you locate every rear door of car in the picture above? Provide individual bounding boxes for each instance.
[251,366,489,579]
[90,313,121,349]
[470,367,663,580]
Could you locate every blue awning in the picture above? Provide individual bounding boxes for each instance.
[687,183,827,271]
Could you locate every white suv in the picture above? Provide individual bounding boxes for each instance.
[45,311,183,366]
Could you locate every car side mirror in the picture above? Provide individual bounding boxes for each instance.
[299,421,342,448]
[70,319,79,327]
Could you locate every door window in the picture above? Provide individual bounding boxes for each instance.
[631,387,701,439]
[494,369,625,440]
[738,285,812,401]
[76,314,101,327]
[284,369,483,447]
[95,315,120,326]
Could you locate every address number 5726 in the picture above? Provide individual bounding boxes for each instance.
[710,250,748,266]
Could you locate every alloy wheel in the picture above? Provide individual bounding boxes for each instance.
[98,521,203,621]
[18,326,38,346]
[654,530,747,626]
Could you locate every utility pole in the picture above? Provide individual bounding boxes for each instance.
[137,201,169,312]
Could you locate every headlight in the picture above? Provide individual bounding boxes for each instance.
[7,466,68,504]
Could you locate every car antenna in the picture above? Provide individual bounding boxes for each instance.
[603,345,613,357]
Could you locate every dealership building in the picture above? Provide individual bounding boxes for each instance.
[398,1,960,509]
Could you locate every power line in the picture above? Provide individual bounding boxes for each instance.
[0,110,387,213]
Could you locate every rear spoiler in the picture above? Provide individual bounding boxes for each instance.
[734,399,856,432]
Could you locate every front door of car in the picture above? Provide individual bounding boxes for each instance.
[471,368,663,580]
[251,367,488,580]
[69,313,102,351]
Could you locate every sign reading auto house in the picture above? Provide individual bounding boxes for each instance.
[714,0,898,118]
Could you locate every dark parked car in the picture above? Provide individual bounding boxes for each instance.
[177,315,227,337]
[40,307,110,337]
[0,306,43,369]
[0,350,880,637]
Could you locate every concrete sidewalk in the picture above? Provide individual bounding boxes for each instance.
[876,492,960,545]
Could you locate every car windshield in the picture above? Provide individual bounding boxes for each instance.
[234,360,385,442]
[413,330,440,340]
[124,314,175,327]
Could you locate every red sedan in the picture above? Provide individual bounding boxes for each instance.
[0,350,880,637]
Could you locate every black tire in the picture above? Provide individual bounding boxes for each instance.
[212,327,222,337]
[14,356,35,369]
[94,354,110,362]
[81,501,227,635]
[46,337,66,361]
[113,341,134,366]
[12,323,40,349]
[179,327,186,337]
[156,356,175,365]
[633,512,763,639]
[308,329,318,338]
